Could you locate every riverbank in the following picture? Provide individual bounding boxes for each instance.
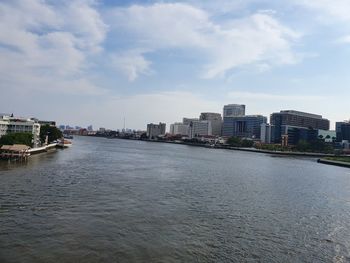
[109,136,336,158]
[28,143,57,155]
[317,158,350,168]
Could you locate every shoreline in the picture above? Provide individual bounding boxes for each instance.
[106,136,336,158]
[317,158,350,168]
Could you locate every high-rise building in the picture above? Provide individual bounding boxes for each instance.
[223,104,245,118]
[183,118,199,125]
[260,123,275,144]
[270,110,330,144]
[188,120,212,139]
[169,123,188,136]
[336,121,350,142]
[222,115,267,139]
[87,125,93,131]
[199,112,222,136]
[147,123,166,139]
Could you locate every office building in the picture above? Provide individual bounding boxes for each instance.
[260,123,275,144]
[223,104,245,118]
[147,122,166,139]
[336,121,350,142]
[222,115,267,139]
[188,120,212,139]
[271,110,330,144]
[170,123,189,136]
[183,118,199,125]
[199,112,222,136]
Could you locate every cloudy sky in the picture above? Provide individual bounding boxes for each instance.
[1,0,350,130]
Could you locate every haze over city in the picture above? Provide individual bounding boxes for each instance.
[1,0,350,129]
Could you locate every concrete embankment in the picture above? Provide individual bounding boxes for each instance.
[317,159,350,168]
[28,143,57,155]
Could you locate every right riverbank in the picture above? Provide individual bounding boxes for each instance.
[317,157,350,168]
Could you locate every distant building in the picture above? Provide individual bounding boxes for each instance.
[199,112,222,136]
[223,104,245,118]
[222,115,267,139]
[99,127,106,133]
[38,120,56,127]
[147,123,166,139]
[280,126,318,146]
[87,125,93,131]
[170,123,189,136]
[58,125,65,131]
[318,130,336,143]
[183,118,199,125]
[260,123,275,144]
[188,120,212,139]
[335,121,350,142]
[271,110,330,144]
[336,121,350,142]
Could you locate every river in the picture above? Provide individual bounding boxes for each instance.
[1,136,350,262]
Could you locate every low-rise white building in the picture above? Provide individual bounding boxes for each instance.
[0,115,41,147]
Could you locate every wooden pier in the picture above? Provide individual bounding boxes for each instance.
[0,144,30,161]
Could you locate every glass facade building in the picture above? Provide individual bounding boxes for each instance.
[271,110,330,144]
[222,115,267,139]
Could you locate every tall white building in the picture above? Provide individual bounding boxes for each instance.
[199,112,222,136]
[260,123,275,144]
[0,115,41,147]
[183,118,199,125]
[170,123,189,136]
[223,104,245,117]
[188,120,212,139]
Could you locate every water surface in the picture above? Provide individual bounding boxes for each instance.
[1,136,350,262]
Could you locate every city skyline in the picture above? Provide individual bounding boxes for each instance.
[1,0,350,129]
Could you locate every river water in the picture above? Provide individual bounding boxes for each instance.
[1,136,350,262]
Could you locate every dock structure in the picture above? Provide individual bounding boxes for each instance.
[0,144,30,161]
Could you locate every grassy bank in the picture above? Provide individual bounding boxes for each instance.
[325,156,350,163]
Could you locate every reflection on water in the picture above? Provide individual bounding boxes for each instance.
[1,136,350,262]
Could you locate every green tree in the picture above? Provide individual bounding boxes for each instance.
[296,140,310,152]
[0,132,33,147]
[40,125,63,143]
[241,139,254,147]
[227,136,242,147]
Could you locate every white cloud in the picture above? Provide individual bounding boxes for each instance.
[108,3,300,80]
[228,91,325,101]
[296,0,350,22]
[336,35,350,44]
[0,0,107,95]
[111,50,152,81]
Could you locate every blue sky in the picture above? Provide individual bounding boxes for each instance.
[1,0,350,130]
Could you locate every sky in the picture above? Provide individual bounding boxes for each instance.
[1,0,350,130]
